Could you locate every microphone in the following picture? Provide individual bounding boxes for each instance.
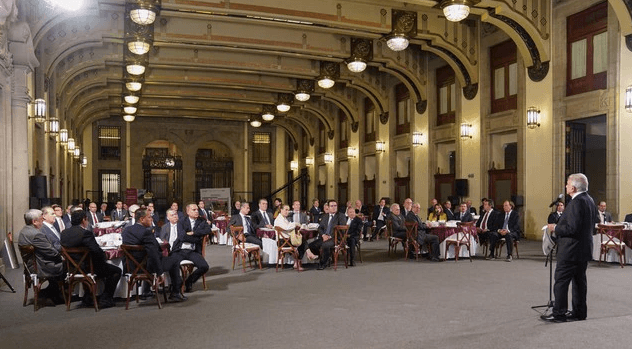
[549,194,564,207]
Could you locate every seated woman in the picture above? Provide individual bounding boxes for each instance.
[274,204,306,271]
[427,203,447,221]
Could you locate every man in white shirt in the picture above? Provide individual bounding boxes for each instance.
[111,201,128,221]
[41,206,62,251]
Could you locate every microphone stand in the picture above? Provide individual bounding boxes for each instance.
[532,241,556,314]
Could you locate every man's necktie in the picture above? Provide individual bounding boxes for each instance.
[92,212,98,225]
[244,216,250,234]
[503,213,509,230]
[326,214,334,235]
[263,212,270,225]
[481,211,490,230]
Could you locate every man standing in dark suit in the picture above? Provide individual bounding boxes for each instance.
[548,201,565,224]
[228,202,262,248]
[309,200,347,270]
[61,210,121,308]
[407,203,441,261]
[172,203,211,293]
[456,202,474,222]
[122,208,185,301]
[488,200,521,262]
[543,173,597,322]
[251,198,275,230]
[371,198,390,241]
[477,198,501,256]
[111,201,128,221]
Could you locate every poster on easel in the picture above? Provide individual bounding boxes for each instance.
[199,188,231,216]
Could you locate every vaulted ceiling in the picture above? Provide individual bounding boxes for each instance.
[20,0,559,140]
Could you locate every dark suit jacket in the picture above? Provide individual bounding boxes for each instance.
[469,207,477,215]
[444,208,456,221]
[251,210,274,230]
[62,214,71,228]
[598,210,613,223]
[498,210,521,239]
[60,225,110,274]
[318,212,347,237]
[548,212,563,224]
[122,223,164,274]
[372,205,390,222]
[229,214,256,236]
[159,221,182,250]
[476,209,502,231]
[53,218,65,234]
[110,209,128,221]
[17,225,64,278]
[172,217,211,254]
[388,213,407,235]
[347,216,364,238]
[455,211,474,222]
[309,206,322,223]
[288,211,309,225]
[405,212,429,234]
[624,214,632,223]
[86,211,104,229]
[41,224,62,252]
[198,208,212,221]
[554,192,598,262]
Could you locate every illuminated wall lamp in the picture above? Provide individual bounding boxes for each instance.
[324,153,334,163]
[625,85,632,112]
[81,155,88,167]
[130,7,156,25]
[32,98,46,123]
[305,157,314,166]
[48,116,60,135]
[74,146,81,159]
[59,129,68,144]
[412,132,423,146]
[375,141,386,153]
[527,107,541,129]
[67,138,75,152]
[460,123,473,139]
[347,147,357,158]
[126,81,142,91]
[290,160,299,171]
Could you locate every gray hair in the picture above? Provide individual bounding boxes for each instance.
[24,209,43,225]
[568,173,588,192]
[41,206,54,216]
[390,203,400,210]
[166,209,176,216]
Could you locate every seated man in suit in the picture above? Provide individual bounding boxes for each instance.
[354,199,369,216]
[147,202,159,227]
[346,206,364,266]
[110,201,128,221]
[308,200,347,270]
[466,200,477,215]
[488,200,522,262]
[251,198,275,230]
[228,202,263,248]
[456,202,474,222]
[597,201,613,224]
[63,205,73,227]
[402,198,413,218]
[170,201,185,221]
[159,209,181,250]
[371,198,390,241]
[231,201,241,216]
[427,198,438,216]
[41,206,62,252]
[309,199,322,224]
[388,204,407,242]
[123,205,140,229]
[122,208,185,301]
[443,200,456,221]
[18,209,65,305]
[86,202,104,232]
[61,209,122,308]
[99,203,108,218]
[476,198,501,251]
[548,201,565,224]
[198,200,212,223]
[172,203,211,292]
[52,204,67,234]
[406,203,441,261]
[288,200,309,225]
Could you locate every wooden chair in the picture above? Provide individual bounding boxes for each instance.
[120,244,168,309]
[496,238,520,259]
[61,246,99,311]
[598,224,626,268]
[387,220,404,257]
[444,221,475,262]
[404,222,420,261]
[274,226,301,272]
[332,225,349,270]
[229,226,263,272]
[18,245,65,311]
[180,235,209,292]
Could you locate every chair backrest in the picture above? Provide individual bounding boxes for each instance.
[334,225,349,247]
[386,219,393,236]
[61,246,94,278]
[18,245,37,276]
[229,226,245,247]
[120,244,150,277]
[598,224,625,244]
[404,221,418,242]
[456,221,476,243]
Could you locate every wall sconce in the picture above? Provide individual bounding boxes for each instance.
[347,147,357,158]
[460,123,473,139]
[59,129,68,144]
[412,132,423,146]
[290,160,298,170]
[626,86,632,112]
[324,152,334,163]
[31,98,46,123]
[295,79,314,102]
[125,94,139,104]
[305,157,314,166]
[375,141,386,153]
[123,114,136,122]
[126,64,146,76]
[317,61,340,89]
[47,116,60,135]
[67,138,76,152]
[81,155,88,167]
[385,10,417,52]
[74,146,81,159]
[527,107,541,129]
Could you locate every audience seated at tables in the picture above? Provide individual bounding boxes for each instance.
[252,198,275,230]
[18,209,65,305]
[229,202,263,248]
[198,200,213,223]
[86,202,104,232]
[488,200,521,262]
[308,200,347,270]
[456,202,474,222]
[274,204,306,271]
[173,203,211,292]
[41,206,62,252]
[288,200,309,225]
[61,209,122,309]
[406,203,441,262]
[110,201,128,221]
[597,201,613,224]
[345,206,363,266]
[389,204,407,241]
[122,208,186,301]
[231,200,241,216]
[466,200,477,215]
[427,204,447,221]
[371,198,390,241]
[402,198,413,217]
[476,198,502,255]
[443,200,456,221]
[548,201,565,224]
[309,199,322,224]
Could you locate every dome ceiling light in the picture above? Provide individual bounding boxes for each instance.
[441,0,471,22]
[295,79,314,102]
[261,105,276,121]
[128,38,151,55]
[123,114,136,122]
[124,106,137,114]
[276,93,294,113]
[317,61,340,89]
[126,64,146,75]
[124,95,140,104]
[346,38,373,73]
[126,81,143,91]
[385,10,417,52]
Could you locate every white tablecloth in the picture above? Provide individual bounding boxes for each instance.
[260,237,314,265]
[592,234,632,264]
[439,233,478,259]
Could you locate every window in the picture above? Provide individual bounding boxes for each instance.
[395,84,411,134]
[318,121,326,154]
[99,170,120,202]
[338,110,348,149]
[490,40,518,113]
[364,98,376,142]
[98,126,121,160]
[252,172,271,201]
[252,132,271,163]
[436,66,456,126]
[566,2,607,96]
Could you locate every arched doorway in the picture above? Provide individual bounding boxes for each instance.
[142,141,182,213]
[195,141,233,201]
